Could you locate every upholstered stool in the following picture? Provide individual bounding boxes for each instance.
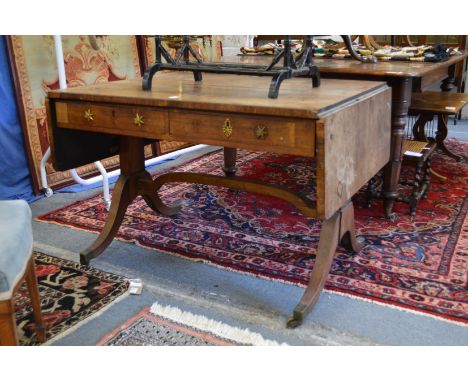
[410,91,468,162]
[396,140,437,216]
[0,200,45,345]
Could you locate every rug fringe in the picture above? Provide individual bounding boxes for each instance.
[43,290,130,346]
[150,302,287,346]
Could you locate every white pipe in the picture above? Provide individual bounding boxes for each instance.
[40,35,112,208]
[69,144,208,183]
[40,148,53,197]
[65,144,208,188]
[53,35,67,89]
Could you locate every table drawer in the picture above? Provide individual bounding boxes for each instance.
[55,101,169,138]
[169,110,315,157]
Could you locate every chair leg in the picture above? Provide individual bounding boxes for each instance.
[409,160,424,216]
[0,300,18,345]
[421,155,432,199]
[25,257,46,343]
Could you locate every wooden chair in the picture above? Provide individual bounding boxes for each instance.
[0,200,45,345]
[411,91,468,162]
[397,140,437,216]
[366,140,437,216]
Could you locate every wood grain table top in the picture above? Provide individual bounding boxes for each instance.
[48,72,388,119]
[224,53,468,78]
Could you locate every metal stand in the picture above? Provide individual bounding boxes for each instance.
[142,35,320,99]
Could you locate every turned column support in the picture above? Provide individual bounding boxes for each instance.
[383,77,412,220]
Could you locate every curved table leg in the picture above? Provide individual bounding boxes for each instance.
[412,113,433,141]
[436,114,462,161]
[339,202,364,253]
[428,167,447,183]
[287,201,363,328]
[139,171,182,216]
[80,174,134,265]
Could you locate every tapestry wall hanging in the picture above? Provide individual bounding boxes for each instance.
[7,35,155,193]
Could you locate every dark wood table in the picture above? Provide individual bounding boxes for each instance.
[225,53,468,219]
[46,73,391,326]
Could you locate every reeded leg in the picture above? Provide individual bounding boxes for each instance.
[80,174,134,265]
[25,257,46,342]
[287,202,363,328]
[223,147,237,177]
[384,78,412,220]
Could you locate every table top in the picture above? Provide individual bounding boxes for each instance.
[223,53,468,78]
[48,72,388,119]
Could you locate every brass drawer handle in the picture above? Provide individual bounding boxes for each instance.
[223,118,233,138]
[255,125,268,139]
[134,113,144,128]
[84,109,94,121]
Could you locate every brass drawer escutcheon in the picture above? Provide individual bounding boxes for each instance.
[134,113,144,127]
[223,118,233,138]
[84,109,94,121]
[255,125,268,139]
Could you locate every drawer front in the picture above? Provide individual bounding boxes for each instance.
[169,110,315,157]
[55,101,169,138]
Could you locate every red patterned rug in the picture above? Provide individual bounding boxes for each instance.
[38,140,468,325]
[17,252,128,345]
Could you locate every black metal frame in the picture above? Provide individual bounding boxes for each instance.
[142,35,320,99]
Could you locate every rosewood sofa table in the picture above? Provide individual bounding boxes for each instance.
[46,73,390,327]
[234,53,468,219]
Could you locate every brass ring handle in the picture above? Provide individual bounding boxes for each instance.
[84,109,94,121]
[255,125,268,139]
[223,118,233,138]
[134,113,144,128]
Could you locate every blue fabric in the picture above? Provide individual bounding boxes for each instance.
[0,200,33,297]
[0,36,39,203]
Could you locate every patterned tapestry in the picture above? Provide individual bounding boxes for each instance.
[8,35,150,193]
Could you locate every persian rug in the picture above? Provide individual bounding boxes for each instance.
[97,303,284,346]
[38,140,468,325]
[16,251,128,345]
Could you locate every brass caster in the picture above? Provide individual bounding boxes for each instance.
[79,253,90,266]
[286,316,303,329]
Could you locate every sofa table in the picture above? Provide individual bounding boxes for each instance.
[46,73,390,327]
[232,53,468,219]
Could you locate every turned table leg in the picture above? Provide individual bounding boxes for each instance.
[383,78,412,220]
[223,147,237,176]
[287,201,363,328]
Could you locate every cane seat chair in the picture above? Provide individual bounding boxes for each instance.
[410,91,468,162]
